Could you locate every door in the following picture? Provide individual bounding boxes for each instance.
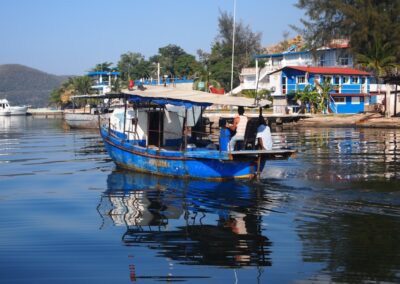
[282,77,287,94]
[148,111,163,147]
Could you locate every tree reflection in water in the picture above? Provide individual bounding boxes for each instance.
[97,170,274,268]
[297,212,400,283]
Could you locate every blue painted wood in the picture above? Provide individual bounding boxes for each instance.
[281,68,372,114]
[100,127,265,180]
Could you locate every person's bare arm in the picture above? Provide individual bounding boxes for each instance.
[227,116,240,131]
[258,137,265,150]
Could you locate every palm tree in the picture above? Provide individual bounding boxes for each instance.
[294,84,320,113]
[315,79,335,113]
[91,62,113,72]
[48,77,76,107]
[73,76,92,96]
[355,36,398,116]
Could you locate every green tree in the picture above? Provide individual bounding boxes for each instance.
[48,77,76,107]
[356,38,398,78]
[73,76,92,96]
[355,36,398,114]
[49,88,63,107]
[150,44,196,78]
[118,52,147,81]
[208,11,262,91]
[294,84,320,114]
[294,0,400,63]
[174,54,201,78]
[315,79,335,113]
[91,62,113,72]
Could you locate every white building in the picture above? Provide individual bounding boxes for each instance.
[234,44,353,95]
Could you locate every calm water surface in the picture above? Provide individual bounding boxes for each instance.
[1,116,400,283]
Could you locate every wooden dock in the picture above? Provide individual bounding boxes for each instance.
[204,112,310,126]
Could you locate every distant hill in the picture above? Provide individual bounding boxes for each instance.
[0,64,71,107]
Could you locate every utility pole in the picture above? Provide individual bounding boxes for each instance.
[230,0,236,96]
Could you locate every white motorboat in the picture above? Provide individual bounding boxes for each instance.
[0,99,28,116]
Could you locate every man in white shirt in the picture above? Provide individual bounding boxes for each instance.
[226,106,248,151]
[256,116,272,150]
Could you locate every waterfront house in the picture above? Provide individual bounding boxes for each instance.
[235,40,399,115]
[234,40,353,95]
[269,66,372,114]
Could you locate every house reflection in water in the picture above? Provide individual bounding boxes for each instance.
[97,170,273,267]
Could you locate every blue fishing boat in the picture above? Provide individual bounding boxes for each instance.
[100,87,295,180]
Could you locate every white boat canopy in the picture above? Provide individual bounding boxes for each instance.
[121,87,271,108]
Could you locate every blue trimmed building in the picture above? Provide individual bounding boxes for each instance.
[269,66,373,114]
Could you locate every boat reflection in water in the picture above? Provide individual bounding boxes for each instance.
[98,170,274,268]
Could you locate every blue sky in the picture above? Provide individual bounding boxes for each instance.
[0,0,304,75]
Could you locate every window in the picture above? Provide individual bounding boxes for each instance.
[245,75,256,82]
[343,76,350,84]
[351,97,360,104]
[318,54,325,66]
[352,76,359,84]
[361,77,366,84]
[338,54,349,66]
[334,97,346,104]
[273,57,283,66]
[334,76,340,85]
[297,76,306,84]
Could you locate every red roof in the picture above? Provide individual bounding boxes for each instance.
[286,66,370,76]
[331,93,370,97]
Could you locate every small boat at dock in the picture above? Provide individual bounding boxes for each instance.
[64,101,111,129]
[64,71,119,129]
[100,87,296,180]
[0,99,28,116]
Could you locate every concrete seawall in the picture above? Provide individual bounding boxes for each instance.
[27,108,63,118]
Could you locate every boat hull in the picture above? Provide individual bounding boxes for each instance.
[0,111,11,116]
[10,106,28,115]
[100,127,265,180]
[64,113,108,129]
